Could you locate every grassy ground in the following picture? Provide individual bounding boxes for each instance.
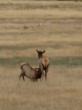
[0,66,82,110]
[0,0,82,110]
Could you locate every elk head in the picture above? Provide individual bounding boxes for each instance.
[36,49,45,58]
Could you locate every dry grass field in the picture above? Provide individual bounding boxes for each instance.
[0,0,82,110]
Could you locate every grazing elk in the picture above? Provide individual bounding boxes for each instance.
[19,63,42,81]
[36,49,49,80]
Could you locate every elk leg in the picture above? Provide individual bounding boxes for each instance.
[45,70,47,80]
[19,72,25,81]
[22,73,25,81]
[45,64,49,80]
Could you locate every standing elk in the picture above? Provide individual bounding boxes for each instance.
[36,49,49,80]
[19,63,42,81]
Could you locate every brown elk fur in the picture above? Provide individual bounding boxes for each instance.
[36,49,49,80]
[19,63,42,81]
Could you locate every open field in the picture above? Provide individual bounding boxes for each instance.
[0,0,82,110]
[0,66,82,110]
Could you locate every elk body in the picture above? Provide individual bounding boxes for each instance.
[36,49,49,80]
[19,63,42,81]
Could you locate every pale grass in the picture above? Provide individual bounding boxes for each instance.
[0,36,82,46]
[0,0,81,3]
[0,46,82,58]
[0,66,82,110]
[0,35,82,58]
[0,9,82,19]
[48,47,82,58]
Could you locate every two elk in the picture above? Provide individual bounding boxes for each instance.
[19,49,49,81]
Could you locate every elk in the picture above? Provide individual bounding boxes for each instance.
[19,63,42,81]
[36,49,49,80]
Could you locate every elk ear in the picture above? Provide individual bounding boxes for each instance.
[43,50,46,53]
